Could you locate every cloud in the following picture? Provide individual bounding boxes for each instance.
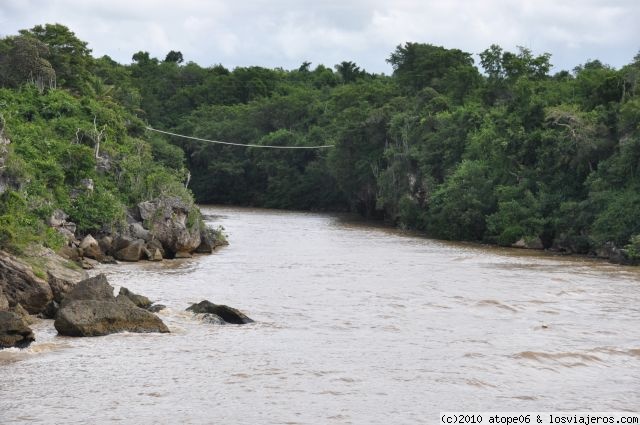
[0,0,638,73]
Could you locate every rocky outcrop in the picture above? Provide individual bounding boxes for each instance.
[511,237,544,250]
[54,274,169,337]
[0,311,35,349]
[195,227,227,254]
[186,300,254,324]
[138,197,201,257]
[0,251,53,314]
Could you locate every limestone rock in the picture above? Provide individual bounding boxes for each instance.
[113,238,145,262]
[137,197,202,257]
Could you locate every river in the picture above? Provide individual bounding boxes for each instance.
[1,206,640,424]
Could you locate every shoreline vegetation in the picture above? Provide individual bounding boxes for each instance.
[1,23,639,346]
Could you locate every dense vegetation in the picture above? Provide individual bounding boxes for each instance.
[0,25,193,253]
[2,24,640,258]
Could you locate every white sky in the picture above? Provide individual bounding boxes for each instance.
[1,0,638,73]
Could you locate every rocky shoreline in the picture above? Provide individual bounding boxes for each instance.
[0,198,253,350]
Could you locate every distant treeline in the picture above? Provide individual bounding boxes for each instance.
[1,24,640,257]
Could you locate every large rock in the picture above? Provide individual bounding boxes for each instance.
[137,197,202,257]
[54,299,169,336]
[79,235,103,261]
[129,222,151,242]
[55,274,169,336]
[186,300,254,324]
[512,237,544,250]
[113,238,146,262]
[60,274,115,306]
[0,311,35,349]
[0,251,53,314]
[47,209,68,227]
[195,227,217,254]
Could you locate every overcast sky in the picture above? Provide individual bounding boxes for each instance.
[1,0,638,74]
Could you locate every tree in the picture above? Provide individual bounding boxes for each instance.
[0,35,56,91]
[164,50,184,64]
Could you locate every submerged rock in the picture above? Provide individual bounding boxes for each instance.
[147,304,166,313]
[186,300,253,324]
[0,311,35,349]
[55,274,169,337]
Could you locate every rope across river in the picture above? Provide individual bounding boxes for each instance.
[146,126,335,149]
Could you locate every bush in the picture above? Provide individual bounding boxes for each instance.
[68,188,125,234]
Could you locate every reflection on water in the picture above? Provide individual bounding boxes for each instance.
[1,205,640,424]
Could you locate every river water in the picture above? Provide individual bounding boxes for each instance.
[1,206,640,424]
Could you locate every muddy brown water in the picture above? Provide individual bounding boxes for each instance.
[1,206,639,424]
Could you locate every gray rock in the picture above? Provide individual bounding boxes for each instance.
[118,287,152,309]
[512,237,544,250]
[186,300,253,324]
[48,209,68,227]
[114,239,145,262]
[195,227,216,254]
[60,274,115,307]
[129,222,151,242]
[11,303,35,325]
[41,300,59,319]
[98,236,113,256]
[54,300,169,337]
[79,178,94,192]
[0,311,35,349]
[0,250,53,314]
[55,274,169,337]
[80,234,103,260]
[147,304,166,313]
[201,313,226,325]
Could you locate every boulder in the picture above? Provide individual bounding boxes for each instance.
[98,236,113,256]
[81,258,100,269]
[150,249,163,262]
[41,300,59,319]
[146,239,165,259]
[186,300,253,324]
[137,197,202,257]
[54,300,169,337]
[46,260,88,304]
[58,245,82,262]
[118,287,152,309]
[79,235,103,261]
[201,313,226,325]
[55,274,169,337]
[0,250,53,314]
[0,311,35,349]
[114,238,146,262]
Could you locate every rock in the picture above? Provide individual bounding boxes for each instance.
[147,304,166,313]
[55,274,169,336]
[118,287,152,309]
[56,227,76,243]
[137,197,202,257]
[0,311,35,349]
[79,178,94,192]
[201,313,226,325]
[41,300,59,319]
[11,303,35,325]
[114,238,145,262]
[0,250,53,314]
[98,236,113,255]
[150,249,163,262]
[60,274,115,306]
[512,237,544,250]
[54,300,169,337]
[0,287,8,311]
[80,235,103,261]
[129,222,151,242]
[58,246,82,261]
[146,239,165,259]
[186,300,253,324]
[81,258,100,269]
[100,256,117,264]
[48,209,68,227]
[174,251,192,259]
[39,248,88,303]
[195,227,216,254]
